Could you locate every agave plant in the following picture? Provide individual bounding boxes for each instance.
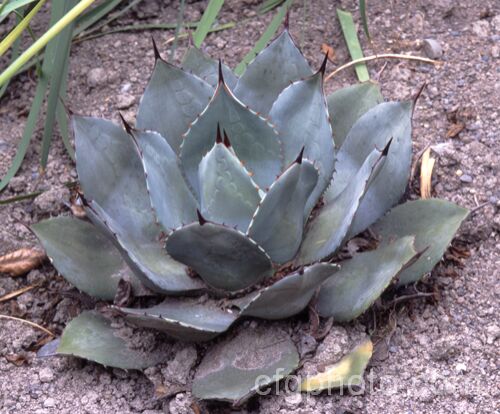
[33,28,468,402]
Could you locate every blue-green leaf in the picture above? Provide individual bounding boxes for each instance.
[166,221,273,292]
[372,199,469,285]
[180,83,282,198]
[136,59,213,154]
[234,29,312,114]
[248,159,318,264]
[324,101,413,237]
[198,141,261,230]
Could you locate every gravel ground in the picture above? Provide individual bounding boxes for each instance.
[0,0,498,413]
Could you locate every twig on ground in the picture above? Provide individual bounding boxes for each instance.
[0,314,54,336]
[325,53,440,81]
[0,283,41,303]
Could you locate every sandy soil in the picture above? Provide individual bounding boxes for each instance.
[0,0,498,413]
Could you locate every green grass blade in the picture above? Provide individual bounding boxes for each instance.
[76,0,141,38]
[78,21,234,43]
[234,0,293,76]
[0,2,64,192]
[74,0,123,35]
[0,0,37,22]
[192,0,224,48]
[170,0,185,58]
[56,101,75,161]
[0,0,46,56]
[55,51,75,161]
[259,0,285,14]
[359,0,370,40]
[16,0,130,76]
[0,11,22,99]
[40,0,77,169]
[336,8,369,82]
[0,190,44,204]
[0,0,96,88]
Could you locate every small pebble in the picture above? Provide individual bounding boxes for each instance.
[423,38,443,59]
[471,20,490,38]
[43,397,56,408]
[87,68,107,88]
[39,367,54,383]
[120,82,132,93]
[115,93,136,110]
[459,174,473,183]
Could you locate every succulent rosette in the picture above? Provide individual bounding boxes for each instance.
[33,28,468,402]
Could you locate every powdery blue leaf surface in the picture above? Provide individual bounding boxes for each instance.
[297,145,387,265]
[269,71,335,217]
[372,199,469,285]
[327,81,383,148]
[316,236,417,320]
[247,159,318,263]
[32,217,133,301]
[118,299,237,342]
[234,30,313,115]
[193,327,299,402]
[165,221,273,292]
[134,130,198,231]
[74,116,203,294]
[324,101,413,236]
[54,311,169,370]
[182,47,238,89]
[198,141,261,230]
[180,83,282,198]
[136,59,213,153]
[235,263,339,320]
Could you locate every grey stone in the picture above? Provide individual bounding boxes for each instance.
[43,397,56,408]
[459,174,473,183]
[115,93,136,110]
[87,68,107,88]
[423,38,443,59]
[38,367,54,383]
[471,20,490,38]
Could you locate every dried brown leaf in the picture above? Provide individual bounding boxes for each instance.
[420,148,435,199]
[321,43,336,62]
[0,283,40,303]
[0,248,46,276]
[5,353,28,366]
[446,122,465,138]
[70,192,86,218]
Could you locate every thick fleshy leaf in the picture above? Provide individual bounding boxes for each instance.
[32,217,134,301]
[136,59,213,153]
[324,101,413,236]
[297,145,387,265]
[85,201,203,294]
[269,71,335,217]
[118,299,237,342]
[235,263,339,320]
[327,81,383,148]
[192,327,299,402]
[247,160,318,263]
[182,47,238,89]
[74,117,203,294]
[180,83,282,198]
[198,142,261,230]
[134,130,198,231]
[165,222,273,292]
[372,199,469,285]
[54,311,169,370]
[234,30,312,115]
[316,236,417,320]
[299,339,373,391]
